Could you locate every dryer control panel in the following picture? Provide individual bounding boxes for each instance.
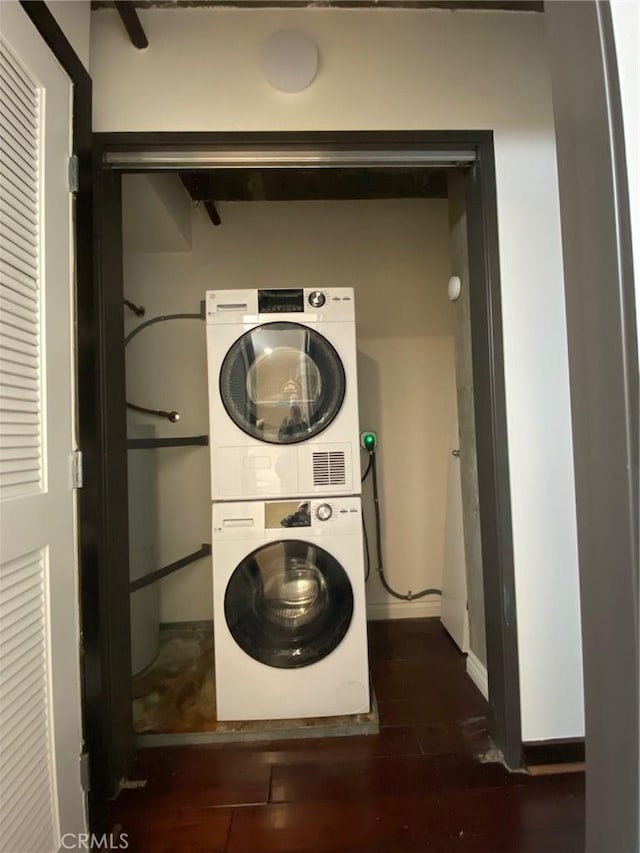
[206,288,355,323]
[213,497,362,539]
[258,288,305,313]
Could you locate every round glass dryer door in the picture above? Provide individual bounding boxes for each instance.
[219,322,346,444]
[224,539,354,669]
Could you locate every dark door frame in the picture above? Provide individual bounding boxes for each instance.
[91,129,523,786]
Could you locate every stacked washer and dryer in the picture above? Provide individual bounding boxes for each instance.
[206,288,370,721]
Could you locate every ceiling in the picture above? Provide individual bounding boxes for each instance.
[93,0,543,54]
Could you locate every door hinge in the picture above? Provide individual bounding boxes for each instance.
[71,449,83,489]
[68,155,79,193]
[80,752,90,792]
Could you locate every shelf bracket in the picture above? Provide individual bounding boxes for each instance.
[130,544,212,593]
[127,435,209,449]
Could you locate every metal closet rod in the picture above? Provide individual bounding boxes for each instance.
[104,149,477,170]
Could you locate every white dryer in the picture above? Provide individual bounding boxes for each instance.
[206,288,361,501]
[212,497,370,721]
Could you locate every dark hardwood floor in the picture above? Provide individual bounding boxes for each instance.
[107,618,585,852]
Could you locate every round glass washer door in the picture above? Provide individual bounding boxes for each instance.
[224,539,354,669]
[219,322,346,444]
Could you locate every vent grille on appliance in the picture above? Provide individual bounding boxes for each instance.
[312,451,346,487]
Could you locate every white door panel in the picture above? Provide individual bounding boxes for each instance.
[0,3,85,851]
[440,385,469,652]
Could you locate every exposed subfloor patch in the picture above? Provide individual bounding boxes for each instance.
[132,622,379,746]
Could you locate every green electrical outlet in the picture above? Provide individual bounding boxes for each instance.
[360,431,378,451]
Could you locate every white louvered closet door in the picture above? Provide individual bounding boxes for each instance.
[0,4,85,852]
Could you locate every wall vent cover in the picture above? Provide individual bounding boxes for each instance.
[313,451,346,487]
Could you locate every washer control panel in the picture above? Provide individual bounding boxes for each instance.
[315,503,333,521]
[213,497,361,538]
[307,499,360,530]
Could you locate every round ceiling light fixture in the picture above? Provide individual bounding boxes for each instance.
[262,30,319,93]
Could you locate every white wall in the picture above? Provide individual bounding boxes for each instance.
[93,6,584,741]
[610,0,640,829]
[47,0,90,69]
[124,195,455,624]
[610,1,639,355]
[123,173,192,253]
[124,247,211,626]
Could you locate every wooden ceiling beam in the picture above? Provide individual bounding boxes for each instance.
[95,1,543,10]
[178,168,449,203]
[180,174,223,226]
[203,200,222,227]
[114,1,149,49]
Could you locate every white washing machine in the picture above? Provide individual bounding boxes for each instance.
[206,288,361,501]
[212,496,370,721]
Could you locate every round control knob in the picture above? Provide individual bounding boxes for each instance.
[309,290,326,308]
[315,503,333,521]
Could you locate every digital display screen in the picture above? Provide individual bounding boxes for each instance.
[258,289,304,313]
[265,501,311,529]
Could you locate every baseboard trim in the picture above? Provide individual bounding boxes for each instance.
[523,738,586,767]
[466,650,489,700]
[366,600,441,621]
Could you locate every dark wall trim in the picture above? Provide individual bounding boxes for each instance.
[94,129,523,770]
[545,3,639,852]
[91,167,135,798]
[20,2,91,151]
[465,139,522,768]
[524,738,585,768]
[95,129,493,158]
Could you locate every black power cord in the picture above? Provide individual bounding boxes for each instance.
[125,312,203,347]
[125,311,203,422]
[361,450,374,483]
[363,448,442,601]
[362,516,371,583]
[361,452,374,581]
